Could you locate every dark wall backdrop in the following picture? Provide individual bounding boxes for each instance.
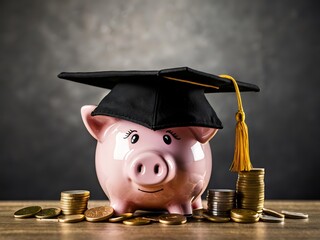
[1,0,319,200]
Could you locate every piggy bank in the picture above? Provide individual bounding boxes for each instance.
[81,105,218,215]
[58,67,259,215]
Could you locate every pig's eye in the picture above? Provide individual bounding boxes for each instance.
[131,134,139,144]
[163,135,172,145]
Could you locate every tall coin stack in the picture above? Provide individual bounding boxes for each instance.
[206,189,236,217]
[236,168,265,213]
[60,190,90,215]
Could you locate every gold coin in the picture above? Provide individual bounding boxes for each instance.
[60,204,88,209]
[238,174,264,177]
[61,209,88,214]
[203,213,230,223]
[60,202,88,206]
[238,174,264,178]
[240,168,265,173]
[192,209,206,221]
[159,214,187,225]
[123,217,151,226]
[281,210,308,219]
[260,215,284,223]
[207,189,236,195]
[231,209,259,220]
[60,197,90,202]
[14,206,42,218]
[60,198,89,202]
[232,216,260,223]
[109,213,133,223]
[35,208,61,219]
[61,190,90,197]
[58,214,85,223]
[85,206,114,222]
[262,208,284,218]
[237,183,264,187]
[36,218,59,222]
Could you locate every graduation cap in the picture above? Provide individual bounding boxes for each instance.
[58,67,259,172]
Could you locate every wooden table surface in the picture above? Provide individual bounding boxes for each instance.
[0,200,319,240]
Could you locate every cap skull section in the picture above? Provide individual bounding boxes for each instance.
[58,67,259,130]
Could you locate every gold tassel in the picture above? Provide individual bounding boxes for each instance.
[219,74,252,172]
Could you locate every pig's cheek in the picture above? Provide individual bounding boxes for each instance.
[171,141,205,171]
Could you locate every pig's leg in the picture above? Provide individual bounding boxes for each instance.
[167,202,192,215]
[110,201,136,216]
[191,196,203,210]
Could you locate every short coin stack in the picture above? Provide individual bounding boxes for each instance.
[231,209,260,223]
[206,189,236,217]
[236,168,265,213]
[60,190,90,215]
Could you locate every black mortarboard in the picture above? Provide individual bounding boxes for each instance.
[58,67,259,131]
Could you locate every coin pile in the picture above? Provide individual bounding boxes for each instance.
[60,190,90,215]
[236,168,265,213]
[206,189,236,217]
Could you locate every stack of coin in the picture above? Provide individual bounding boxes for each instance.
[236,168,265,213]
[60,190,90,215]
[206,189,236,217]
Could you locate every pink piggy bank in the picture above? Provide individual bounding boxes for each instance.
[58,67,259,215]
[81,105,218,215]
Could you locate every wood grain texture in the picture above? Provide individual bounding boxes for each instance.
[0,200,319,240]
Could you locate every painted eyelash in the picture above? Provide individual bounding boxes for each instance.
[166,130,181,140]
[123,129,137,139]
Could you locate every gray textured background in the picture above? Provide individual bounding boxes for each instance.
[1,0,319,200]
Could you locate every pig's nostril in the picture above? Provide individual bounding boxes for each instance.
[154,164,160,174]
[137,164,143,174]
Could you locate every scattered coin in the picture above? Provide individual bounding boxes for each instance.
[36,218,59,222]
[159,214,187,225]
[14,206,42,218]
[260,215,284,223]
[141,216,160,222]
[109,213,134,223]
[262,208,284,218]
[85,206,114,222]
[35,208,61,219]
[123,217,151,226]
[281,210,309,219]
[58,214,85,223]
[203,213,230,223]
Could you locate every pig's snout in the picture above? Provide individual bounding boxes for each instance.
[128,152,172,186]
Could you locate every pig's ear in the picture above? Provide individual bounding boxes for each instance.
[81,105,118,142]
[189,127,218,144]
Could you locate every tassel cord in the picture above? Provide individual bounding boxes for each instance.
[219,74,252,172]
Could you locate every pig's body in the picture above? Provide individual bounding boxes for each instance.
[82,105,217,215]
